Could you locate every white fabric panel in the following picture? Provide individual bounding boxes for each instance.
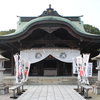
[72,58,78,74]
[20,48,80,64]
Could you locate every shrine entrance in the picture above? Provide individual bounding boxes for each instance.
[22,48,79,76]
[29,55,72,76]
[44,60,57,76]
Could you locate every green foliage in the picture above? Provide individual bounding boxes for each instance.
[97,48,100,52]
[0,29,16,36]
[84,24,100,34]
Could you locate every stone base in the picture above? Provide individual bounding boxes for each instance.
[0,85,9,95]
[95,86,100,95]
[92,81,100,95]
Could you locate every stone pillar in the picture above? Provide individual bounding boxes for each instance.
[91,54,100,94]
[0,55,9,94]
[96,67,100,81]
[95,66,100,94]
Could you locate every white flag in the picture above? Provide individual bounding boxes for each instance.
[21,58,25,82]
[14,54,21,83]
[76,55,82,81]
[23,61,30,82]
[83,54,90,77]
[83,54,90,84]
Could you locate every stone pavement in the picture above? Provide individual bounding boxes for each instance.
[0,85,100,100]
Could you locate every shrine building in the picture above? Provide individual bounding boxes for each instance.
[0,5,100,76]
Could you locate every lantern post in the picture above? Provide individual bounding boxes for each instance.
[0,54,9,94]
[92,54,100,94]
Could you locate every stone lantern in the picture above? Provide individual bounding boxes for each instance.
[0,54,9,94]
[91,54,100,94]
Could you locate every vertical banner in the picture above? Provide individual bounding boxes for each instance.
[14,54,31,83]
[14,54,19,83]
[83,54,90,77]
[21,58,25,82]
[14,54,22,83]
[18,55,22,83]
[88,63,92,77]
[24,61,30,82]
[77,55,82,81]
[73,54,91,84]
[83,54,90,84]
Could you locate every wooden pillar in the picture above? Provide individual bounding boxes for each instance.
[11,50,14,75]
[38,61,42,76]
[41,62,44,76]
[40,66,42,76]
[61,62,63,76]
[57,61,63,76]
[40,62,42,76]
[71,63,73,76]
[57,61,60,76]
[38,62,42,76]
[37,63,40,76]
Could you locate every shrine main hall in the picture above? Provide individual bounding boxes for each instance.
[0,5,100,76]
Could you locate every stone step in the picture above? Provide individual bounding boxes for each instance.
[4,76,97,85]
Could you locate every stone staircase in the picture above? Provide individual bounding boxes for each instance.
[25,77,77,85]
[4,75,97,86]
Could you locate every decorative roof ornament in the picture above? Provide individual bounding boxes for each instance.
[39,4,61,17]
[49,4,51,8]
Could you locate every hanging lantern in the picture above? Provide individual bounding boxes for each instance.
[49,54,51,58]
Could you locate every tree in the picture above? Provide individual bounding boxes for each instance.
[84,24,100,34]
[0,29,16,36]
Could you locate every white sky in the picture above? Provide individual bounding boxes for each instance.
[0,0,100,31]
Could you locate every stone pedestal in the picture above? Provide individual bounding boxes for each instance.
[0,85,9,94]
[0,55,9,94]
[0,67,9,94]
[92,67,100,94]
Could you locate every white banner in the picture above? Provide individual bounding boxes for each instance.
[14,54,30,83]
[83,54,90,77]
[14,54,22,83]
[23,61,30,82]
[73,54,91,84]
[20,48,80,64]
[21,58,25,82]
[83,54,90,84]
[14,54,19,83]
[77,55,83,81]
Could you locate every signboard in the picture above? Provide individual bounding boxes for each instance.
[87,63,92,77]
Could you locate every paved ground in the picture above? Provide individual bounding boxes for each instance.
[0,85,100,100]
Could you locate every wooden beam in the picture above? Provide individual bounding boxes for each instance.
[3,43,13,50]
[8,43,20,51]
[0,49,11,54]
[81,42,92,50]
[21,40,79,49]
[21,40,78,44]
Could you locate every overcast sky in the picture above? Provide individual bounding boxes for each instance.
[0,0,100,31]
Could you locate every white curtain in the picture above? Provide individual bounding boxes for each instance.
[20,48,80,64]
